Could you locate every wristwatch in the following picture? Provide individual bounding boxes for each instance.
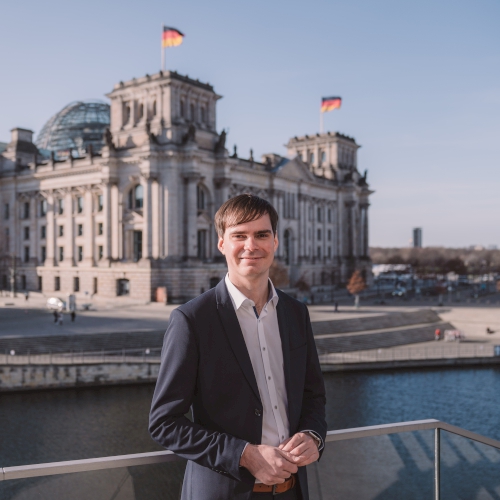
[307,432,322,449]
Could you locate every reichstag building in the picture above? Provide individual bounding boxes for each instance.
[0,71,372,302]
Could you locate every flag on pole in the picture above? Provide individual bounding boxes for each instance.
[162,27,184,47]
[321,96,342,113]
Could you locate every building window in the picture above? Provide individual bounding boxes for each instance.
[308,206,313,221]
[98,222,103,235]
[24,246,30,263]
[297,152,303,161]
[93,277,98,294]
[59,225,64,237]
[327,246,331,258]
[123,102,131,125]
[317,246,321,259]
[190,103,195,121]
[309,152,315,164]
[77,224,83,236]
[197,185,206,211]
[137,102,144,121]
[59,246,64,262]
[200,106,206,123]
[320,151,326,164]
[180,99,185,118]
[77,197,83,214]
[97,194,103,212]
[38,276,42,291]
[328,229,332,242]
[4,228,9,251]
[317,229,321,241]
[152,100,157,117]
[77,246,83,262]
[21,275,26,290]
[24,227,30,240]
[98,245,103,260]
[4,203,9,220]
[41,225,46,239]
[129,185,143,210]
[40,199,47,216]
[328,209,331,223]
[317,207,322,222]
[197,230,207,260]
[74,277,80,292]
[133,230,143,261]
[55,276,60,291]
[41,246,46,262]
[23,202,30,219]
[117,279,130,296]
[58,199,64,215]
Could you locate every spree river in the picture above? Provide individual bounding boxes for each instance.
[1,367,500,499]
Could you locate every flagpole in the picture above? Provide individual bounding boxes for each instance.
[320,111,324,134]
[161,23,165,71]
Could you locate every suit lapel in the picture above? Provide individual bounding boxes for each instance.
[216,281,261,402]
[276,290,293,422]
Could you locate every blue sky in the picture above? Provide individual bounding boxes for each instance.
[1,0,499,247]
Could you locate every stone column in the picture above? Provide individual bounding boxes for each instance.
[184,173,200,259]
[152,178,160,259]
[45,192,55,266]
[111,184,119,260]
[142,176,152,259]
[103,184,112,261]
[82,189,94,266]
[64,190,74,265]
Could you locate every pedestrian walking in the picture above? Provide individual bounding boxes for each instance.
[58,312,63,326]
[434,328,441,341]
[71,311,76,322]
[24,291,29,301]
[334,301,339,312]
[53,310,58,323]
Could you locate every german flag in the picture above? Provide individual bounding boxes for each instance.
[321,96,342,113]
[162,27,184,48]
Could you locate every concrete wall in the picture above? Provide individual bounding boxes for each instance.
[0,363,160,392]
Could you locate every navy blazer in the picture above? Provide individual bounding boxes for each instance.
[149,279,326,500]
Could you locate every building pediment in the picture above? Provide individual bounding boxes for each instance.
[273,157,315,181]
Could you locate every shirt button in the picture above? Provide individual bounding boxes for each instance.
[268,376,271,380]
[255,409,262,417]
[262,347,266,351]
[274,406,278,409]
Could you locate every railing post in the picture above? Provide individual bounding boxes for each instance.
[435,427,440,500]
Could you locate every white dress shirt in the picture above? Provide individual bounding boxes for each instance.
[225,274,290,447]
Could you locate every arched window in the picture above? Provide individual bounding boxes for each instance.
[200,106,206,123]
[129,184,143,210]
[190,103,195,121]
[137,103,144,121]
[152,100,157,116]
[197,185,206,211]
[309,152,315,164]
[320,151,326,164]
[123,103,130,125]
[180,99,185,118]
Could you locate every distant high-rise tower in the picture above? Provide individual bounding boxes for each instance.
[413,228,422,248]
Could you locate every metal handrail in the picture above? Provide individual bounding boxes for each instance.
[3,419,500,499]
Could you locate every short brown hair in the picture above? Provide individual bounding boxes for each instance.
[214,194,279,237]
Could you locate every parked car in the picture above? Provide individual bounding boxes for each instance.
[46,297,66,311]
[391,288,407,297]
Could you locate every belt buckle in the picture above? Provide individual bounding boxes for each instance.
[272,484,278,496]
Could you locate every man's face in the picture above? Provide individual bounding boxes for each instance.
[218,214,278,281]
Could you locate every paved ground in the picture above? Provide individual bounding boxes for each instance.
[0,292,499,345]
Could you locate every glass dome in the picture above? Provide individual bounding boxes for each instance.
[36,100,110,157]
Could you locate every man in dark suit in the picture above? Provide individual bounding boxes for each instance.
[149,194,326,499]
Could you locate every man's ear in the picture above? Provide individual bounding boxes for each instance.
[274,235,279,253]
[217,236,225,255]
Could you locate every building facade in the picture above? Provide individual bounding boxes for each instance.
[0,71,373,302]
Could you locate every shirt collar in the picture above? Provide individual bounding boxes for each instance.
[225,273,279,311]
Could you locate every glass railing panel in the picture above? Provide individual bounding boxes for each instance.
[0,461,186,500]
[440,430,500,499]
[308,430,435,500]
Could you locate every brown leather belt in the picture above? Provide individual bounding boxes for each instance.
[253,474,296,495]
